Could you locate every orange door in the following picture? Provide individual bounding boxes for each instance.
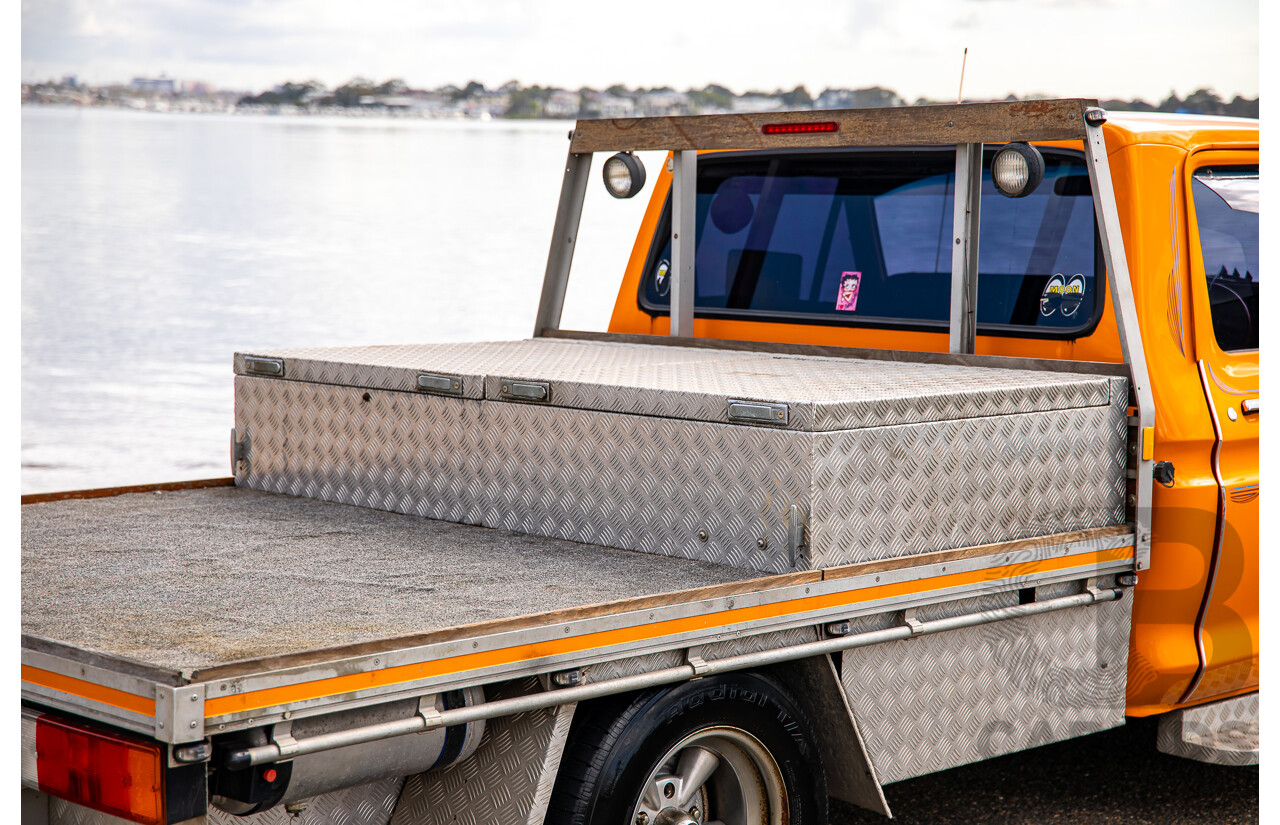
[1180,148,1259,704]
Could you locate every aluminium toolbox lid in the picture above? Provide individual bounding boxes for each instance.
[233,338,1123,432]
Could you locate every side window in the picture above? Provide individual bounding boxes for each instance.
[1190,166,1259,352]
[640,148,1101,337]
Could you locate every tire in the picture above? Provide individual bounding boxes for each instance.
[547,670,827,825]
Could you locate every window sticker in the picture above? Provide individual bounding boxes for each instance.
[654,260,671,297]
[835,271,862,312]
[1040,273,1085,318]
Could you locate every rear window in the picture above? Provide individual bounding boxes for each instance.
[1190,165,1259,352]
[640,148,1101,336]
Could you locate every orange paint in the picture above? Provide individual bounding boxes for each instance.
[22,665,156,717]
[205,545,1131,718]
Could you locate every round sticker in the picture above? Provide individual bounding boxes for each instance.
[1060,274,1086,317]
[1040,274,1086,318]
[1040,274,1065,317]
[654,260,671,297]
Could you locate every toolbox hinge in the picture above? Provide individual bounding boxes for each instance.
[787,504,808,570]
[230,428,250,475]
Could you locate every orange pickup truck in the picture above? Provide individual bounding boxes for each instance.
[22,100,1256,825]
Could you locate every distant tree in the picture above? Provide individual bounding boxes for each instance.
[1157,90,1184,113]
[606,84,630,97]
[1101,97,1158,112]
[333,78,377,107]
[1223,95,1258,118]
[779,85,812,108]
[507,85,548,118]
[687,84,735,113]
[1181,88,1225,114]
[773,85,814,108]
[449,80,485,102]
[377,78,408,95]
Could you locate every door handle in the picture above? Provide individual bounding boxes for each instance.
[1242,398,1259,415]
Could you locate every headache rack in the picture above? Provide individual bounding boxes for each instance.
[533,98,1155,571]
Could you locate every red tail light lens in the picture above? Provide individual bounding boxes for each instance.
[761,121,839,135]
[35,714,164,825]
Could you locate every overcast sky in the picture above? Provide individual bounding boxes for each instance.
[22,0,1258,102]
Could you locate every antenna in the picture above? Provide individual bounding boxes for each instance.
[957,47,969,104]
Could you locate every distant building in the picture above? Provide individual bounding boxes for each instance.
[131,77,176,95]
[598,95,636,118]
[734,94,783,113]
[544,90,581,118]
[815,88,904,110]
[639,90,689,117]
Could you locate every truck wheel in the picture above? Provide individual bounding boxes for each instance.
[548,671,826,825]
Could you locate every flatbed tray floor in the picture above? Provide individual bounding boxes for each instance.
[22,486,761,676]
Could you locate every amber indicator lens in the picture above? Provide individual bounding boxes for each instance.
[35,714,165,825]
[761,121,839,135]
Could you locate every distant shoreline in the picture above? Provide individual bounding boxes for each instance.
[22,79,1259,121]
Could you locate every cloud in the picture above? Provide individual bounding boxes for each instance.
[20,0,1258,100]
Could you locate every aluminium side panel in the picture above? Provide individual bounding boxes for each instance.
[841,583,1131,784]
[235,376,811,574]
[809,390,1128,566]
[392,679,576,825]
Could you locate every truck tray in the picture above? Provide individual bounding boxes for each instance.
[233,338,1129,574]
[22,484,1135,746]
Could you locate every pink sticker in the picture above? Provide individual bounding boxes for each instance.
[835,271,862,311]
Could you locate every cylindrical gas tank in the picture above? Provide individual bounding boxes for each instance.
[211,687,485,816]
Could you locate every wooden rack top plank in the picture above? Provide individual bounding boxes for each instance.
[569,98,1096,154]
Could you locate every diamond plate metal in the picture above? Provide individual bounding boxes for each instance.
[234,346,1127,574]
[810,404,1128,565]
[1157,692,1259,766]
[236,376,811,574]
[47,777,403,825]
[841,595,1131,783]
[211,777,405,825]
[236,340,747,400]
[236,339,1117,431]
[392,679,575,825]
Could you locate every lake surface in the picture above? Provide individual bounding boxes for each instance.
[21,106,661,493]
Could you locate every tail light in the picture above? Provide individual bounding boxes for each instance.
[761,121,839,135]
[24,709,165,825]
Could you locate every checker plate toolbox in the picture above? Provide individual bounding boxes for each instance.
[232,338,1128,574]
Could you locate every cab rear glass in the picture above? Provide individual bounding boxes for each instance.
[639,148,1102,337]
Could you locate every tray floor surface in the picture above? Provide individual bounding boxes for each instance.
[21,487,760,675]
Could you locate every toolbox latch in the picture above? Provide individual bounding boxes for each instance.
[727,400,789,426]
[244,356,285,377]
[499,380,551,402]
[416,372,463,396]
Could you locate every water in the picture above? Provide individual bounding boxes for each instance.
[21,106,661,493]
